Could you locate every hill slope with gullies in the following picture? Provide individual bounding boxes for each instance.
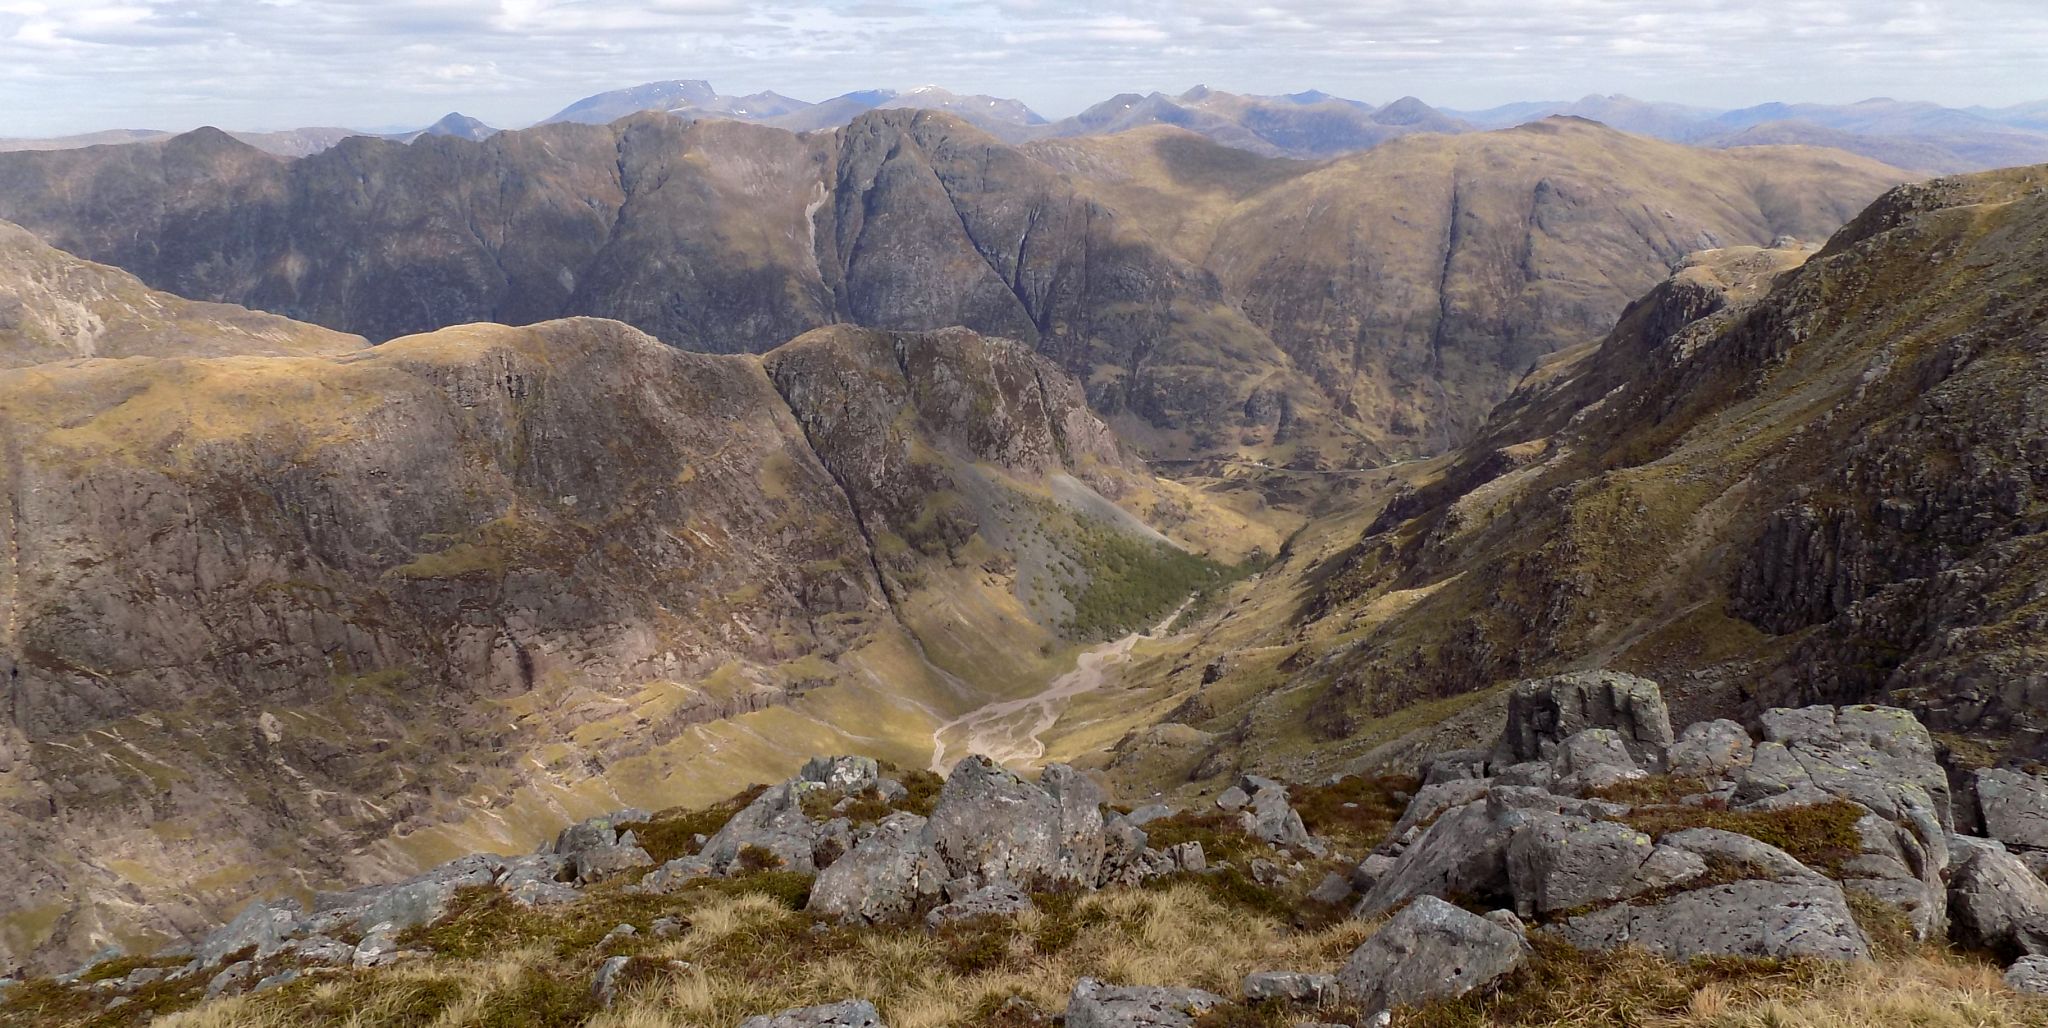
[1034,119,1909,453]
[1091,164,2048,792]
[0,228,1273,974]
[0,113,1908,464]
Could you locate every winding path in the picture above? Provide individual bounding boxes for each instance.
[928,604,1186,773]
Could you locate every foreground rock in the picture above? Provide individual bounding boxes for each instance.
[1066,978,1225,1028]
[1337,897,1526,1016]
[1949,848,2048,959]
[739,1000,886,1028]
[1354,673,2009,964]
[1550,829,1870,961]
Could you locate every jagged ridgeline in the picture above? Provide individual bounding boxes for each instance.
[14,674,2048,1026]
[0,110,1905,463]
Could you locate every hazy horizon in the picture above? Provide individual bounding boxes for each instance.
[4,0,2047,138]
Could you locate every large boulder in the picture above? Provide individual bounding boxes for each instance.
[1336,896,1526,1016]
[1492,672,1674,768]
[808,813,947,924]
[738,1000,886,1028]
[1241,785,1317,853]
[923,757,1106,890]
[1840,811,1948,940]
[1949,848,2048,959]
[1735,705,1952,833]
[1355,790,1532,918]
[1505,815,1704,916]
[573,843,655,884]
[552,810,648,856]
[700,782,826,874]
[1065,978,1226,1028]
[1551,829,1870,961]
[1547,728,1647,796]
[1973,769,2048,851]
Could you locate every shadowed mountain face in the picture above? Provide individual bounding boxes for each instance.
[0,112,1907,463]
[0,226,1254,971]
[1113,165,2048,786]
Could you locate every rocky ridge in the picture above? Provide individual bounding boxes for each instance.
[0,112,1906,463]
[13,672,2048,1026]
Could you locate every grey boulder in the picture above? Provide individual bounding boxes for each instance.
[1492,671,1674,768]
[1551,830,1869,961]
[926,881,1034,930]
[1354,791,1530,918]
[738,999,887,1028]
[1974,769,2048,851]
[2004,955,2048,995]
[1505,815,1703,916]
[802,755,882,789]
[1949,848,2048,958]
[922,757,1106,890]
[1337,896,1526,1016]
[1736,705,1952,832]
[809,812,947,924]
[1665,719,1755,779]
[1242,971,1339,1007]
[194,897,302,967]
[700,782,826,874]
[1065,977,1226,1028]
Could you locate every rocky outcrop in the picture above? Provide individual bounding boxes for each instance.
[1347,674,2023,963]
[1491,671,1675,768]
[923,758,1108,891]
[1549,829,1870,961]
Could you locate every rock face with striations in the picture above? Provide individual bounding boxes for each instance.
[1207,165,2048,766]
[0,243,1198,973]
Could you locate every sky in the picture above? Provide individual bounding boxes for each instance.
[2,0,2046,137]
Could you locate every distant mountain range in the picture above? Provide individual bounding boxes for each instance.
[4,83,2044,170]
[1449,94,2048,172]
[0,112,499,157]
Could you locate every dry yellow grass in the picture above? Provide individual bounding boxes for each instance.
[137,879,2048,1028]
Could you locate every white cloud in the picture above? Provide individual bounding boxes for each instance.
[0,0,2043,137]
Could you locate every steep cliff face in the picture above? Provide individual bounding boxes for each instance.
[1106,165,2048,789]
[0,241,1223,972]
[0,115,1905,464]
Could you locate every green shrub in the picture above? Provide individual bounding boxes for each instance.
[1057,520,1236,640]
[1289,774,1419,851]
[469,967,596,1028]
[619,784,770,863]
